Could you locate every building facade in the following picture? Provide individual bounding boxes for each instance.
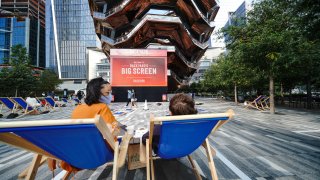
[46,0,98,86]
[224,1,252,44]
[87,47,110,82]
[0,0,46,67]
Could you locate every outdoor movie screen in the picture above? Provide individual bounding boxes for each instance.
[110,49,167,87]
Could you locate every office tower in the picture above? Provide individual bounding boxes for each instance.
[46,0,98,86]
[0,0,46,67]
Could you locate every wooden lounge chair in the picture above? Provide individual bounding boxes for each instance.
[61,98,74,106]
[44,97,62,111]
[260,96,270,110]
[145,110,234,180]
[0,97,17,114]
[244,95,265,111]
[11,97,40,117]
[0,115,130,180]
[73,98,81,105]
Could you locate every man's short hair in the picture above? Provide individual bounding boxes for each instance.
[169,93,197,115]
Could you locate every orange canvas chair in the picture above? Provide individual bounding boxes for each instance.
[145,110,234,180]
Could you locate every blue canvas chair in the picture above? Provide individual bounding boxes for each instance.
[73,98,81,105]
[0,97,17,114]
[145,110,234,180]
[11,97,39,118]
[44,97,61,111]
[61,98,73,106]
[0,115,130,180]
[244,95,266,111]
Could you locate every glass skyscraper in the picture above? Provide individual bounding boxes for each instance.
[46,0,98,80]
[0,0,46,67]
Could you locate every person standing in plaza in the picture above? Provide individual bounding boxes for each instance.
[131,89,136,107]
[77,90,84,101]
[126,89,132,106]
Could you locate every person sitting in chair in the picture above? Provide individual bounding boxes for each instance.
[140,93,198,160]
[52,77,124,173]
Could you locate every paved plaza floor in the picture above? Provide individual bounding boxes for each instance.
[0,97,319,180]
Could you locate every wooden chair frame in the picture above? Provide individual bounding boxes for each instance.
[244,95,266,111]
[44,97,62,112]
[11,97,40,118]
[0,115,125,180]
[146,110,234,180]
[0,97,18,113]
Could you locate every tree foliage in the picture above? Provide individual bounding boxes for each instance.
[0,45,62,97]
[203,0,320,112]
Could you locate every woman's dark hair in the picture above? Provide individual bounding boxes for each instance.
[85,77,109,105]
[169,93,197,115]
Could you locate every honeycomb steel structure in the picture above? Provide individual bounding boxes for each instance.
[88,0,219,88]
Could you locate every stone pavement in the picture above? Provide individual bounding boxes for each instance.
[0,98,319,179]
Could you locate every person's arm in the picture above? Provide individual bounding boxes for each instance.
[100,105,120,136]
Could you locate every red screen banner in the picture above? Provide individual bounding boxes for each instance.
[110,49,167,87]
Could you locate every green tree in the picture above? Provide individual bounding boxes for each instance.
[38,69,62,93]
[204,54,263,104]
[4,45,37,97]
[223,0,314,113]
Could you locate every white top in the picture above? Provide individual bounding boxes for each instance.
[26,97,41,107]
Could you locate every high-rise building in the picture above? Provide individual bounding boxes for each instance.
[46,0,98,88]
[224,1,252,44]
[0,0,46,67]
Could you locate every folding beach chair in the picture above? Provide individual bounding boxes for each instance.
[44,97,61,111]
[61,98,73,106]
[260,96,270,110]
[145,110,234,180]
[36,97,47,107]
[0,115,128,180]
[11,97,39,118]
[0,97,17,113]
[73,98,81,105]
[244,95,265,111]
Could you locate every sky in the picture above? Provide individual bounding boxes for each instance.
[211,0,247,47]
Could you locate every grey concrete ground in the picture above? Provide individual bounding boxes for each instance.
[0,97,319,180]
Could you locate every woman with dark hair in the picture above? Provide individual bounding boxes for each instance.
[57,77,119,172]
[71,77,119,134]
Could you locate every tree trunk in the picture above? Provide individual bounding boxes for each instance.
[15,88,18,97]
[280,83,284,105]
[269,75,275,114]
[306,79,312,109]
[234,83,238,104]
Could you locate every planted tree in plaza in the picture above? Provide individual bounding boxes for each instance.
[38,69,62,94]
[222,0,319,113]
[3,45,37,97]
[291,0,320,108]
[0,45,62,97]
[204,53,263,104]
